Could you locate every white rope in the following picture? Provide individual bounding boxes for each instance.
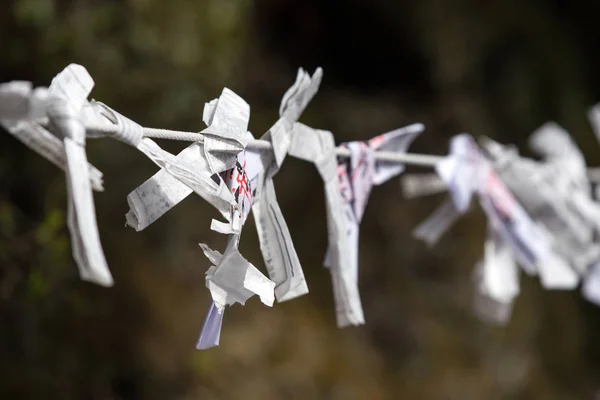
[85,123,443,167]
[73,123,600,179]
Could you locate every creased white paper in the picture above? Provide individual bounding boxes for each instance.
[200,241,275,310]
[118,88,249,230]
[249,68,322,302]
[202,88,250,174]
[46,64,113,286]
[322,124,423,304]
[473,226,519,325]
[196,147,275,350]
[288,122,363,327]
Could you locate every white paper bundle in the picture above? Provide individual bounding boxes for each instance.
[122,88,249,231]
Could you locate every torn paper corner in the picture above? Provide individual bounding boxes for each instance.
[201,87,250,145]
[201,242,275,309]
[369,123,424,185]
[199,242,223,266]
[196,302,224,350]
[279,67,323,122]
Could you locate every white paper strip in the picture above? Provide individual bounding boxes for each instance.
[46,64,113,286]
[289,122,363,327]
[249,68,322,302]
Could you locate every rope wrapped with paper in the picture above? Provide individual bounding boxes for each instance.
[7,62,600,347]
[0,64,423,349]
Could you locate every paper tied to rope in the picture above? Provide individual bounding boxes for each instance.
[322,124,424,290]
[196,238,275,350]
[530,123,600,235]
[123,88,250,231]
[484,136,579,288]
[412,134,481,246]
[202,88,250,174]
[287,122,363,327]
[196,142,268,350]
[249,67,322,303]
[469,135,577,288]
[0,83,105,192]
[417,134,577,295]
[482,132,600,276]
[45,64,113,287]
[195,137,269,350]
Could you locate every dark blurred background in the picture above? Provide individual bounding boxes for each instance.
[2,0,600,398]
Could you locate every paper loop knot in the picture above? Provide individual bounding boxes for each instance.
[46,97,86,145]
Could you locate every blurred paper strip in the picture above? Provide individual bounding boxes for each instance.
[413,198,461,246]
[401,172,447,199]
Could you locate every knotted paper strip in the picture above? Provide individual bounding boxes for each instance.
[288,122,362,327]
[322,124,423,305]
[122,88,249,231]
[197,146,275,350]
[46,64,113,286]
[250,67,322,302]
[0,81,104,191]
